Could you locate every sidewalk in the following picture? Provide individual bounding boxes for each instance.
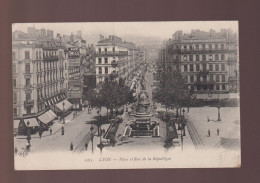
[14,107,109,153]
[184,107,240,150]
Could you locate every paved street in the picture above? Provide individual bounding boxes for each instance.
[185,107,240,151]
[14,107,108,153]
[106,66,194,152]
[14,67,240,155]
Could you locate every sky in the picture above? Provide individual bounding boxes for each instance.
[12,21,238,46]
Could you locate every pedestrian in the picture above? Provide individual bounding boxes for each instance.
[85,143,88,150]
[26,143,30,151]
[70,142,73,151]
[207,116,210,122]
[102,129,105,134]
[217,128,220,136]
[61,127,64,135]
[50,128,52,135]
[39,130,42,139]
[208,129,211,137]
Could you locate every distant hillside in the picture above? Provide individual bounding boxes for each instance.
[83,33,164,49]
[123,34,164,49]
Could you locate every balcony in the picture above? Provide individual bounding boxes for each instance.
[227,57,238,65]
[43,56,59,61]
[228,76,238,82]
[24,71,33,75]
[195,81,215,85]
[24,84,32,89]
[180,48,228,54]
[199,70,209,75]
[24,100,34,107]
[95,51,128,56]
[23,113,36,117]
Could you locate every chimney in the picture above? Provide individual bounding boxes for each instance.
[100,35,104,41]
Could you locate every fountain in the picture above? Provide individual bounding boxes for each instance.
[124,80,160,137]
[135,90,152,117]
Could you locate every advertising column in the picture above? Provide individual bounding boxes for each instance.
[67,47,82,111]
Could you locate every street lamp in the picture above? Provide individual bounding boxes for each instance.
[180,127,184,151]
[96,109,101,136]
[62,101,65,124]
[90,125,94,154]
[97,136,104,154]
[26,121,31,146]
[217,93,221,121]
[181,113,186,137]
[208,89,213,102]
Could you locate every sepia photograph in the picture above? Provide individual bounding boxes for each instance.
[12,21,240,170]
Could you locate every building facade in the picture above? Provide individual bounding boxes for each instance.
[82,45,96,93]
[95,35,142,86]
[12,35,69,121]
[158,29,239,99]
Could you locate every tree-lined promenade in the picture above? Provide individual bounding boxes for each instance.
[154,71,194,116]
[84,74,136,134]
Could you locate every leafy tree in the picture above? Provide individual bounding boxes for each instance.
[154,71,193,116]
[96,75,135,117]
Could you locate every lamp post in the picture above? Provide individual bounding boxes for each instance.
[96,109,101,136]
[62,101,65,124]
[181,127,183,151]
[26,121,31,146]
[217,93,221,121]
[97,134,104,154]
[208,89,213,102]
[90,125,94,154]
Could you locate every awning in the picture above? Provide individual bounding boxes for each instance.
[38,110,56,124]
[25,118,39,127]
[83,101,89,106]
[55,99,73,112]
[14,120,20,129]
[48,109,57,119]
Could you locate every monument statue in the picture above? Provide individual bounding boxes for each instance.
[136,90,150,115]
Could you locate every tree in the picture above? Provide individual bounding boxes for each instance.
[154,71,193,116]
[97,74,135,117]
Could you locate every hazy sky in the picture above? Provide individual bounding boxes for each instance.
[12,21,238,41]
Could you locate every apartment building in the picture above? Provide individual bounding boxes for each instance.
[12,31,69,134]
[159,29,239,98]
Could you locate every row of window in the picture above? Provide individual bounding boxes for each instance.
[98,47,115,53]
[13,71,66,88]
[43,50,58,57]
[22,82,64,102]
[37,83,64,100]
[189,84,226,91]
[183,54,225,62]
[98,67,109,74]
[97,57,109,64]
[12,50,63,60]
[183,63,226,72]
[68,67,80,74]
[182,43,225,51]
[13,60,66,74]
[186,74,226,83]
[37,60,65,71]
